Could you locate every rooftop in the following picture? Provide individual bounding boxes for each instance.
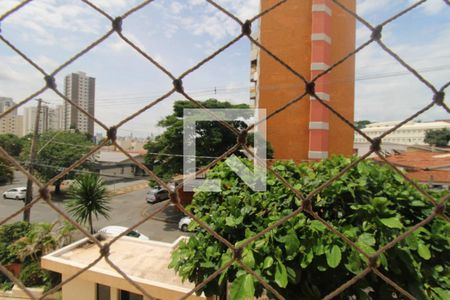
[374,150,450,184]
[407,170,450,184]
[376,150,450,170]
[42,235,204,299]
[363,121,450,130]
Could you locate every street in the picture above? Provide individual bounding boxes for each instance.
[0,172,186,243]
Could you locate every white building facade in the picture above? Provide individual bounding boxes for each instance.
[355,121,450,145]
[23,105,50,135]
[48,105,65,131]
[0,97,23,136]
[64,72,95,136]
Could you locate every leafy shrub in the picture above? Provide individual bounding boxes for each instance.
[170,156,449,299]
[0,158,13,185]
[0,222,31,244]
[18,260,60,291]
[0,221,72,291]
[19,261,49,288]
[0,222,31,264]
[0,281,13,291]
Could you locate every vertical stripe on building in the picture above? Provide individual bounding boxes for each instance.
[309,0,332,160]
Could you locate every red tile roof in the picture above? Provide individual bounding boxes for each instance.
[375,150,450,169]
[374,150,450,183]
[407,170,450,183]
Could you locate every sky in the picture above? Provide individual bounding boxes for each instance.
[0,0,449,138]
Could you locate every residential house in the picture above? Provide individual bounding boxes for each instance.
[41,235,207,300]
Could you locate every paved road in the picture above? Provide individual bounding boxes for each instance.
[0,172,186,243]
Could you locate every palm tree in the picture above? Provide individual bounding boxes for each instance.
[65,173,111,234]
[11,221,76,262]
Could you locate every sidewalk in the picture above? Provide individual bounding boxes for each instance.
[106,180,149,196]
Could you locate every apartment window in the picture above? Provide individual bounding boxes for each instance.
[119,290,143,300]
[96,284,110,300]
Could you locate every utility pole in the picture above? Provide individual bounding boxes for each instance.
[23,98,42,222]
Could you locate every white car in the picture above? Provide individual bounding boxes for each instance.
[98,226,149,240]
[178,216,192,232]
[2,187,27,200]
[146,188,169,204]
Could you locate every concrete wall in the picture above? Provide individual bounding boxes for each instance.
[61,275,95,300]
[0,285,57,300]
[99,166,135,180]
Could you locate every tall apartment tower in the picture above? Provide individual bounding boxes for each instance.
[24,105,49,135]
[48,105,65,131]
[0,97,24,137]
[253,0,355,161]
[64,72,95,136]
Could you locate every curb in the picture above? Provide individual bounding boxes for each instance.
[110,182,148,196]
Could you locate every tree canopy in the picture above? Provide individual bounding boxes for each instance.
[144,99,273,180]
[355,120,371,129]
[21,131,95,192]
[0,133,24,157]
[424,128,450,147]
[170,156,449,299]
[0,157,13,185]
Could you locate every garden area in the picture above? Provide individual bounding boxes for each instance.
[0,220,75,297]
[171,156,450,299]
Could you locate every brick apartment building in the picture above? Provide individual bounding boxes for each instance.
[252,0,356,161]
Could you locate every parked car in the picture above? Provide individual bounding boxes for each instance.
[146,187,170,204]
[2,187,27,200]
[178,216,192,232]
[98,226,149,240]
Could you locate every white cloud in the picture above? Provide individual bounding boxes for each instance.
[410,0,448,15]
[106,32,147,52]
[90,0,143,15]
[356,0,393,16]
[0,54,44,102]
[188,0,204,6]
[354,20,450,122]
[169,1,184,14]
[1,0,103,34]
[177,0,259,41]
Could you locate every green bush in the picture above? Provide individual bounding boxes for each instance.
[0,158,13,185]
[0,222,31,244]
[0,221,70,291]
[18,260,60,291]
[0,281,13,292]
[0,269,10,287]
[170,156,450,299]
[19,261,49,288]
[0,222,31,264]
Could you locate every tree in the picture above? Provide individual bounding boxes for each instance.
[355,120,371,129]
[10,221,74,262]
[0,133,23,157]
[0,221,74,291]
[170,156,449,299]
[424,128,450,147]
[0,157,13,185]
[65,174,111,234]
[20,131,95,193]
[144,99,273,180]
